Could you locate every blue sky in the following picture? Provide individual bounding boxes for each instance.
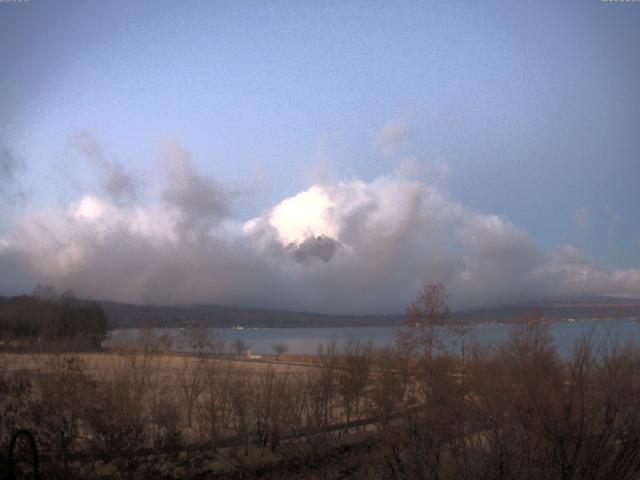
[0,1,639,310]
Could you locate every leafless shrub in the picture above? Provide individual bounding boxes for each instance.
[177,356,205,429]
[232,338,250,356]
[272,343,288,359]
[197,357,235,449]
[338,339,372,428]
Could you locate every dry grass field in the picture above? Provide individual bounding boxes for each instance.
[4,290,640,479]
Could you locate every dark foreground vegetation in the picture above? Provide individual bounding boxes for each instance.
[2,283,640,479]
[0,292,108,350]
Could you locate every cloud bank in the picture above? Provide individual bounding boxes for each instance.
[374,121,412,157]
[1,141,639,314]
[69,132,140,206]
[0,147,26,207]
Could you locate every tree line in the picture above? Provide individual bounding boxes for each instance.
[0,288,108,350]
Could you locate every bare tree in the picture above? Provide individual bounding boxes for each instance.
[181,323,211,355]
[272,343,288,359]
[232,338,250,356]
[177,357,205,428]
[316,341,339,427]
[229,369,252,457]
[369,347,405,425]
[210,328,226,355]
[197,358,235,448]
[396,281,453,361]
[158,333,174,352]
[338,339,372,428]
[139,327,160,353]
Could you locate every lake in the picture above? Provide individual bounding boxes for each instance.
[111,318,640,357]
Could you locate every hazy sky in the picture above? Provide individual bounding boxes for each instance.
[1,1,639,312]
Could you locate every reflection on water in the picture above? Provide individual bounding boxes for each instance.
[111,319,640,357]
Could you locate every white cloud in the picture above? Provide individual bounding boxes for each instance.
[574,207,590,232]
[1,144,639,313]
[374,121,412,157]
[69,131,140,206]
[245,185,338,245]
[161,141,230,236]
[0,147,26,208]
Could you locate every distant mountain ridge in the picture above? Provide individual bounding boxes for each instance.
[99,295,640,329]
[100,300,404,329]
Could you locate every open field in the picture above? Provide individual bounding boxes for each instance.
[0,351,314,380]
[4,312,640,479]
[0,343,388,479]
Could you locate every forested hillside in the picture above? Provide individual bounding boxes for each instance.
[0,295,108,349]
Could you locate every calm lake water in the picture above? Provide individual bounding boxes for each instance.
[112,318,640,357]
